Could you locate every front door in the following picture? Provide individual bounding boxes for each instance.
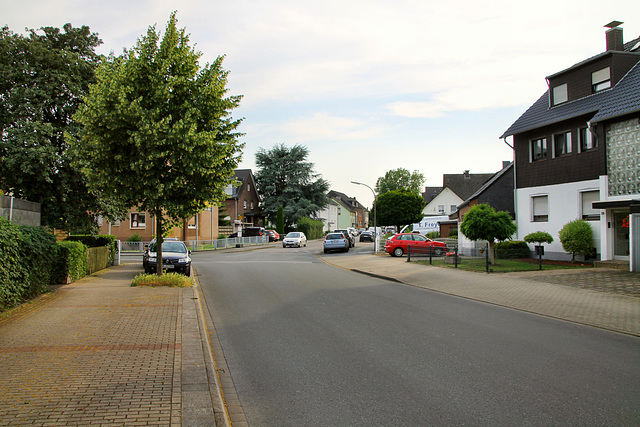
[613,211,630,260]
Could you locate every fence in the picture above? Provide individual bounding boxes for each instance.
[0,195,41,226]
[120,235,270,253]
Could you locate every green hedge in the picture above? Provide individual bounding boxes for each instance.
[0,218,58,310]
[495,240,531,259]
[56,241,89,283]
[296,217,324,240]
[0,220,117,311]
[68,234,116,266]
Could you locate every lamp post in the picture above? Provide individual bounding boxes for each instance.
[351,181,377,254]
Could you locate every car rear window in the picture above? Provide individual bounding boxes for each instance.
[327,233,344,239]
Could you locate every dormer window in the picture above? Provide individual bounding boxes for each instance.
[552,83,568,105]
[592,67,611,92]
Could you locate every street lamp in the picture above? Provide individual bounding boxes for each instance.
[351,181,377,254]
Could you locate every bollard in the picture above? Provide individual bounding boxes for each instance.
[407,244,411,262]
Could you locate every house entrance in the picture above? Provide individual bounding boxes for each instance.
[613,211,630,259]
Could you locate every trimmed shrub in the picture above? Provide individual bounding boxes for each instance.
[425,231,440,239]
[127,233,142,242]
[55,241,88,283]
[524,231,554,245]
[447,228,458,237]
[559,219,594,261]
[296,217,324,240]
[0,218,58,310]
[495,240,531,259]
[67,234,116,266]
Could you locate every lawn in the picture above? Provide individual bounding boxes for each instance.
[417,258,593,273]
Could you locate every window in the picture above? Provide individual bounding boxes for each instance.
[247,183,251,192]
[438,205,445,214]
[530,138,547,162]
[532,195,548,222]
[243,200,247,209]
[450,205,457,213]
[130,213,146,228]
[592,67,611,93]
[187,216,197,229]
[552,83,568,105]
[579,127,596,151]
[553,131,572,157]
[581,191,600,221]
[96,215,103,227]
[251,201,254,210]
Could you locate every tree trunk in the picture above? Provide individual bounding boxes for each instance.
[156,215,163,276]
[489,241,496,265]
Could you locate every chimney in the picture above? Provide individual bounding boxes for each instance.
[502,161,510,169]
[605,21,624,51]
[463,170,470,179]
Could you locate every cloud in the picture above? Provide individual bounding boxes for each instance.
[280,113,387,141]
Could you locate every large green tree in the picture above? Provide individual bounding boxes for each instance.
[459,204,517,264]
[0,24,123,231]
[73,13,243,274]
[373,189,425,231]
[254,144,329,228]
[375,168,425,195]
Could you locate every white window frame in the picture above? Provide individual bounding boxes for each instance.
[450,205,457,213]
[579,127,596,152]
[580,190,600,221]
[243,200,247,209]
[552,83,568,105]
[438,205,445,214]
[130,212,146,228]
[530,137,547,162]
[531,195,548,222]
[553,130,572,157]
[592,67,611,93]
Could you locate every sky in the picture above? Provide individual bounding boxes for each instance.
[3,0,640,209]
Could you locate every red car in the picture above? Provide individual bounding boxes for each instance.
[384,233,448,257]
[266,229,280,242]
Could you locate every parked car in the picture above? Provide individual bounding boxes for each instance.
[384,233,448,257]
[323,232,350,253]
[282,232,307,248]
[243,226,266,237]
[266,229,280,242]
[143,240,192,275]
[334,229,355,248]
[359,231,374,242]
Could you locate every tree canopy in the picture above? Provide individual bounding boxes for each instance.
[375,168,425,195]
[254,144,329,228]
[373,189,425,231]
[73,12,243,273]
[459,204,517,264]
[0,23,121,231]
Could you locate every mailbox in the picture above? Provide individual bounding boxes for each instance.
[535,245,544,256]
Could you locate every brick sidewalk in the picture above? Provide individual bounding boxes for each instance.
[0,264,182,426]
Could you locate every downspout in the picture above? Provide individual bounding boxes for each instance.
[503,136,517,239]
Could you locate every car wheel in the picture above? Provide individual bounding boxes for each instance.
[393,247,404,257]
[324,249,328,253]
[184,266,191,276]
[433,248,444,256]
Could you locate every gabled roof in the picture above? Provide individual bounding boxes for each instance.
[327,190,366,211]
[422,187,444,204]
[501,36,640,138]
[457,163,513,210]
[227,169,257,199]
[444,173,494,200]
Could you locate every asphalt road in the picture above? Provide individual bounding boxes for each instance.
[194,241,640,426]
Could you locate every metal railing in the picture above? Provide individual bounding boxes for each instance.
[119,236,270,253]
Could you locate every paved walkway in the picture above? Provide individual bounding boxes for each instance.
[0,249,638,426]
[0,264,225,427]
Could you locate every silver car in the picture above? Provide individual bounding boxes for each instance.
[323,233,349,253]
[282,232,307,248]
